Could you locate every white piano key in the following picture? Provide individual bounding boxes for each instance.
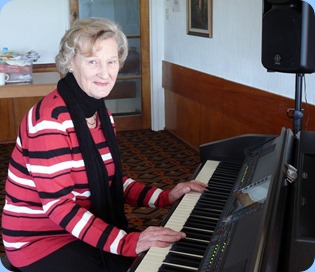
[195,160,220,184]
[134,160,219,272]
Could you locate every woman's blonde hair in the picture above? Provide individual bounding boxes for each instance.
[55,18,128,75]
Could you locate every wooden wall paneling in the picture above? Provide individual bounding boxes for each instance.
[163,61,227,147]
[114,116,146,131]
[0,99,16,142]
[222,80,293,136]
[199,103,225,145]
[177,94,201,148]
[13,97,43,135]
[164,90,200,147]
[162,61,315,149]
[164,89,177,132]
[198,76,225,144]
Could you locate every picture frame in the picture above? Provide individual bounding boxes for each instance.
[187,0,213,38]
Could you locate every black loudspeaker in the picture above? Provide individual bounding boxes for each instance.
[262,1,315,73]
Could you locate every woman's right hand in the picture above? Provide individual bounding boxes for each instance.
[135,226,186,254]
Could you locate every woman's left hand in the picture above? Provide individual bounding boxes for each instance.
[169,180,208,204]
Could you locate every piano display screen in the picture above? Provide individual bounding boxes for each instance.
[223,175,272,224]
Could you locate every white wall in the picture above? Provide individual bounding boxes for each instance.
[150,0,315,130]
[0,0,70,64]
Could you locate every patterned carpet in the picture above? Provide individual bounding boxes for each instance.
[0,129,200,255]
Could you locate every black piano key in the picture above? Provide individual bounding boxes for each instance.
[195,202,224,212]
[171,240,207,256]
[193,203,223,215]
[186,217,219,227]
[186,214,219,223]
[197,199,226,208]
[207,183,233,190]
[198,195,227,203]
[209,180,234,187]
[158,263,197,272]
[188,209,221,219]
[163,252,202,269]
[210,173,237,181]
[204,188,230,196]
[175,237,209,249]
[174,238,209,251]
[210,173,239,182]
[215,166,240,172]
[182,227,213,241]
[202,189,230,197]
[217,161,242,169]
[197,198,226,208]
[213,166,239,173]
[184,222,217,232]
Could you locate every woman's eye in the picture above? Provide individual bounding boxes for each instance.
[108,60,117,65]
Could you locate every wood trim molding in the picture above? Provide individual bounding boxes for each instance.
[162,61,315,148]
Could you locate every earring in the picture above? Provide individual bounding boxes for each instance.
[68,68,73,73]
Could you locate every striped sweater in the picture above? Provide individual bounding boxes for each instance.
[1,89,171,267]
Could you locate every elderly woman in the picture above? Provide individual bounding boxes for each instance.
[1,18,206,272]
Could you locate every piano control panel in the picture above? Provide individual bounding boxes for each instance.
[198,129,293,272]
[200,175,272,272]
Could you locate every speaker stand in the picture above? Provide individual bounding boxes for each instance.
[293,73,304,135]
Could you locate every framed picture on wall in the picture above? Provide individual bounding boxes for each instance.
[187,0,213,37]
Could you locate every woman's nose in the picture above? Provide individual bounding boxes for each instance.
[98,63,110,78]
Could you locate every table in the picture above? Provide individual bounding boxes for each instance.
[0,72,60,142]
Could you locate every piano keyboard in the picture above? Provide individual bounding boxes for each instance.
[134,160,240,272]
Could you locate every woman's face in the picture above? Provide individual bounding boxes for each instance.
[70,38,120,99]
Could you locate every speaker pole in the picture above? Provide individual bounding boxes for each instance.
[293,73,304,134]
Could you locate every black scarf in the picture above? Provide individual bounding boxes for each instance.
[57,73,128,230]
